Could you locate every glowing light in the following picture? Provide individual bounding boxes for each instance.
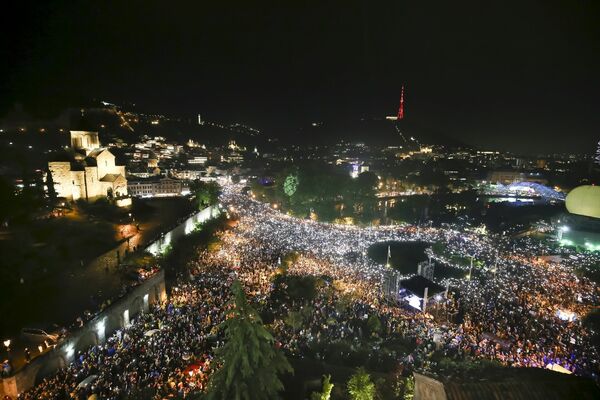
[397,85,405,120]
[96,318,106,338]
[65,343,74,358]
[406,294,422,310]
[556,309,576,322]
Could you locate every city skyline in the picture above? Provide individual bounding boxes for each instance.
[2,0,599,154]
[2,2,600,395]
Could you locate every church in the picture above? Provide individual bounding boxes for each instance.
[48,131,131,206]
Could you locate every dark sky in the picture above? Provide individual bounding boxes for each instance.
[2,0,599,153]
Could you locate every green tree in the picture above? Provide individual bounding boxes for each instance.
[347,367,376,400]
[403,376,415,400]
[284,310,304,332]
[190,180,221,209]
[366,314,382,337]
[206,280,293,400]
[310,374,334,400]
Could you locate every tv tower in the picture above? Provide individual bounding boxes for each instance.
[385,85,406,121]
[397,85,405,120]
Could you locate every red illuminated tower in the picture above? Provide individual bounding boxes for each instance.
[397,85,405,120]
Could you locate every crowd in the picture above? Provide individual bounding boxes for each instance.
[221,185,600,378]
[17,183,600,398]
[19,274,228,400]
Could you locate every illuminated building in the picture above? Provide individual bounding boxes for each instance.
[127,177,189,197]
[48,131,130,205]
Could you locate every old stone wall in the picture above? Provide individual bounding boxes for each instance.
[47,162,72,199]
[146,205,221,256]
[414,372,448,400]
[0,271,166,398]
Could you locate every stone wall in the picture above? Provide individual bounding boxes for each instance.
[1,205,222,397]
[414,372,448,400]
[47,162,72,199]
[0,271,166,398]
[146,205,221,256]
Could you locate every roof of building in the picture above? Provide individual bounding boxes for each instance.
[418,368,600,400]
[128,176,183,183]
[100,174,123,182]
[87,148,109,159]
[566,185,600,219]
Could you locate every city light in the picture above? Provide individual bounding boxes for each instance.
[3,6,599,396]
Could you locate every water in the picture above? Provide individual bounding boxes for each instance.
[368,241,465,279]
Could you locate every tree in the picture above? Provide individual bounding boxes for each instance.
[190,180,221,209]
[45,167,57,202]
[347,367,375,400]
[283,173,299,197]
[205,280,293,400]
[0,177,18,225]
[366,314,382,337]
[310,374,334,400]
[355,171,379,197]
[284,310,304,332]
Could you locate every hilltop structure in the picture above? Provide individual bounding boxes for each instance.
[48,131,131,206]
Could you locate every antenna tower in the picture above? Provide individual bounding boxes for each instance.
[397,85,405,120]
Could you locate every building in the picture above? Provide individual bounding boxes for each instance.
[171,169,204,180]
[413,368,600,400]
[188,156,208,165]
[128,177,189,197]
[48,131,130,205]
[487,170,547,185]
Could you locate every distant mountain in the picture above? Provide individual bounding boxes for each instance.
[282,117,467,149]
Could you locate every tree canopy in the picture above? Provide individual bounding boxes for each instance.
[347,367,376,400]
[205,280,293,400]
[190,180,220,209]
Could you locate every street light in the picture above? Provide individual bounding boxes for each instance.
[3,339,10,352]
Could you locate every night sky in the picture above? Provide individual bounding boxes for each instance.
[2,0,599,153]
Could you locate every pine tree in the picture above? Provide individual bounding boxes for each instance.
[205,280,293,400]
[347,367,376,400]
[310,374,334,400]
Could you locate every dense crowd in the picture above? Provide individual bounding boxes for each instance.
[18,183,600,398]
[221,185,600,378]
[19,275,228,400]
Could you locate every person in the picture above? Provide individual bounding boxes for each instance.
[1,359,12,377]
